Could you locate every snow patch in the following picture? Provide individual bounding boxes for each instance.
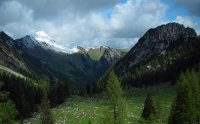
[71,47,80,53]
[21,31,111,54]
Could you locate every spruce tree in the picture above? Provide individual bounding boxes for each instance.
[142,93,155,119]
[104,70,127,124]
[168,70,200,124]
[39,95,54,124]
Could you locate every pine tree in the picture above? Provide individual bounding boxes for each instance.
[168,70,200,124]
[39,95,54,124]
[142,93,155,119]
[104,70,127,124]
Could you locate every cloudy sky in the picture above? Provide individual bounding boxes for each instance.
[0,0,200,49]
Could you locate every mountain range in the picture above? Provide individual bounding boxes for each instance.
[0,31,126,88]
[1,22,200,89]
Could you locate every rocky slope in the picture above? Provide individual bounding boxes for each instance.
[115,23,197,74]
[0,32,27,74]
[105,22,200,88]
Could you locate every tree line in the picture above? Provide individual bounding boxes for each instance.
[0,71,70,123]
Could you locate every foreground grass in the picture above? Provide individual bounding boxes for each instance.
[25,84,175,124]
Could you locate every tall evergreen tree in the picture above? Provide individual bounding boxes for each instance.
[39,95,54,124]
[142,93,155,119]
[104,71,127,124]
[168,70,200,124]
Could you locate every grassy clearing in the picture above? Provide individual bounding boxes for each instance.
[26,84,175,124]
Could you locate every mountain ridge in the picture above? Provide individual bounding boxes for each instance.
[0,31,127,88]
[115,22,197,75]
[95,22,200,89]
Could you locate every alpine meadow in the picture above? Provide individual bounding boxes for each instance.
[0,0,200,124]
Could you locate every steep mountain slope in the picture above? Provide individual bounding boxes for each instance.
[0,32,28,74]
[115,23,197,74]
[111,23,200,87]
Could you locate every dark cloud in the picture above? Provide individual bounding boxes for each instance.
[18,0,118,19]
[176,0,200,17]
[0,1,32,26]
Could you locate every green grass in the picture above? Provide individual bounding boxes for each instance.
[25,84,175,124]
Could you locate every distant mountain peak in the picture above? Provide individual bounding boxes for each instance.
[34,31,50,37]
[0,31,6,35]
[0,31,13,40]
[33,31,55,44]
[16,31,71,53]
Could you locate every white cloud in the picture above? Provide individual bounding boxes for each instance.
[0,0,171,49]
[108,0,167,38]
[62,0,168,48]
[174,16,197,28]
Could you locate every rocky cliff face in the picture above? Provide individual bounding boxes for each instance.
[0,32,28,73]
[115,23,197,74]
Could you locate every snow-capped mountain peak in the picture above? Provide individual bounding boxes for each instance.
[18,31,114,54]
[33,31,55,44]
[26,31,73,53]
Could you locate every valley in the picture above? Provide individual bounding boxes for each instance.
[0,22,200,124]
[27,84,175,124]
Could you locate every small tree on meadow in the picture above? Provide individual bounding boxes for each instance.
[142,93,155,119]
[104,70,127,124]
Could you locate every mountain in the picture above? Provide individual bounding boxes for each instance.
[115,23,197,74]
[76,45,127,63]
[110,22,200,87]
[0,32,28,74]
[16,31,78,53]
[0,31,127,88]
